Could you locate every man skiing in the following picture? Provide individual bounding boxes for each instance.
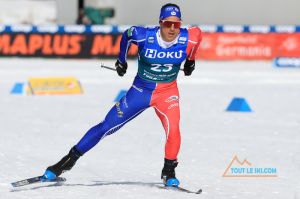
[42,3,202,187]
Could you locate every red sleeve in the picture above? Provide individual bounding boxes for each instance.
[186,26,202,60]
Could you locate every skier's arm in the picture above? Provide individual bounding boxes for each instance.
[116,26,146,76]
[183,27,202,76]
[186,26,202,60]
[118,26,146,64]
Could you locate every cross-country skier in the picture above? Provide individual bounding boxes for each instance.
[42,3,202,187]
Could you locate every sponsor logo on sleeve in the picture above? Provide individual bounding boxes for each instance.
[178,37,187,44]
[148,36,155,43]
[127,27,135,37]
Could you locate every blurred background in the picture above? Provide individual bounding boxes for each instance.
[0,0,299,61]
[0,0,300,25]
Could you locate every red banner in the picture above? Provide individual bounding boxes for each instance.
[197,33,300,60]
[1,32,299,60]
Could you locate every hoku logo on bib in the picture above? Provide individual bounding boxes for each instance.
[145,48,184,59]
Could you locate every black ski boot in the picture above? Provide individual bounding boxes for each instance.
[161,158,180,187]
[42,146,82,180]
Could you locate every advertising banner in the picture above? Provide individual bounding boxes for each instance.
[28,77,83,95]
[197,33,300,60]
[0,33,137,58]
[1,25,300,60]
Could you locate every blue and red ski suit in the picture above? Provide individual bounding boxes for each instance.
[76,26,202,160]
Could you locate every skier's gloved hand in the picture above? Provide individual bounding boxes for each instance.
[115,60,128,76]
[183,59,195,76]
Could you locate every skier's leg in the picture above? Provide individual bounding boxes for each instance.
[151,83,181,186]
[154,104,181,160]
[154,103,181,186]
[152,85,181,161]
[44,85,152,179]
[75,88,149,154]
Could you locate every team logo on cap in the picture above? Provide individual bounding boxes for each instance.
[160,5,181,20]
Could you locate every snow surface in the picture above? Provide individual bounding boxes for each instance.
[0,58,300,198]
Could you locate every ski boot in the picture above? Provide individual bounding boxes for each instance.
[161,158,180,187]
[42,146,82,181]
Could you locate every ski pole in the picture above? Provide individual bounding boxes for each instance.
[100,62,184,72]
[100,63,116,71]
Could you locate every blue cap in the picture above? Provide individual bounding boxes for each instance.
[159,5,181,20]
